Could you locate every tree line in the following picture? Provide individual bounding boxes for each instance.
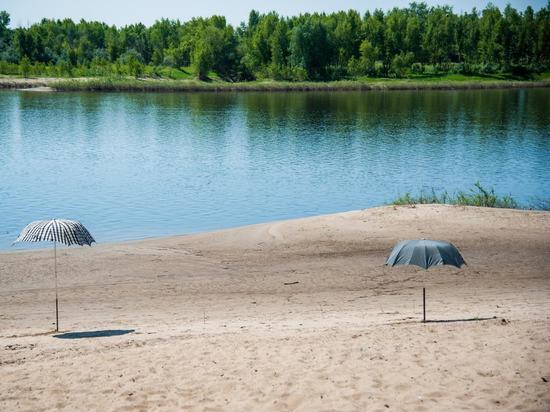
[0,2,549,81]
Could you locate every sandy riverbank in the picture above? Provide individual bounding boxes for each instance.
[1,205,549,410]
[1,76,550,92]
[0,77,55,89]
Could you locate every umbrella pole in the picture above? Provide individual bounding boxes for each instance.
[422,287,426,323]
[54,240,59,332]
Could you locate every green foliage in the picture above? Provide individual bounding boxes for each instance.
[411,62,424,74]
[456,182,518,208]
[0,3,549,81]
[119,49,144,78]
[0,10,10,52]
[391,52,414,77]
[357,39,378,75]
[392,182,520,209]
[56,58,72,76]
[289,18,331,80]
[20,55,31,77]
[393,189,450,206]
[423,6,457,65]
[192,38,213,80]
[49,76,550,94]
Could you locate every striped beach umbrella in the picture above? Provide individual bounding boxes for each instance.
[14,219,95,331]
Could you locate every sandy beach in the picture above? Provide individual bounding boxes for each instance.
[1,204,549,411]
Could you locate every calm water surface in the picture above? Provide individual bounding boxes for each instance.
[1,89,549,249]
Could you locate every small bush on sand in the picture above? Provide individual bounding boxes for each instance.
[393,182,518,209]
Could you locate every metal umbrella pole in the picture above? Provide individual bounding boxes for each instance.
[54,240,59,332]
[423,287,426,323]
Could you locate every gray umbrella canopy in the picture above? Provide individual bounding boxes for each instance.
[385,239,465,270]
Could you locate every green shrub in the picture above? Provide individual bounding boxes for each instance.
[392,182,520,209]
[390,53,414,78]
[290,67,308,81]
[20,56,31,77]
[455,182,517,208]
[410,62,424,74]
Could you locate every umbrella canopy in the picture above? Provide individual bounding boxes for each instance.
[385,239,465,270]
[15,219,95,246]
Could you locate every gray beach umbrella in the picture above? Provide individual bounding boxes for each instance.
[385,239,465,270]
[385,239,465,322]
[14,219,95,331]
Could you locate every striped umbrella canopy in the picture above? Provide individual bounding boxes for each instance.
[15,219,95,246]
[14,219,95,332]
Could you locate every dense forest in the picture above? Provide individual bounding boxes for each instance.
[0,2,549,81]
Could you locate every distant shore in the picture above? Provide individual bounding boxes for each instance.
[1,75,549,93]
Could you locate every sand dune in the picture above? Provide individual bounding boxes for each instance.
[1,205,549,411]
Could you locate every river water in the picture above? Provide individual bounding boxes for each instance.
[1,88,549,249]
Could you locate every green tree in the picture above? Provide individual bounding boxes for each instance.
[0,11,10,50]
[191,26,216,79]
[390,52,414,77]
[479,5,504,66]
[535,3,550,67]
[241,12,280,77]
[289,17,330,80]
[456,9,480,65]
[423,6,457,66]
[20,55,31,77]
[502,4,521,68]
[328,10,361,67]
[359,39,377,75]
[270,20,289,69]
[362,9,386,73]
[120,49,144,78]
[0,4,548,81]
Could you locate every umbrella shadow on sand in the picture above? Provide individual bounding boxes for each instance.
[53,329,135,339]
[424,316,498,324]
[393,316,499,325]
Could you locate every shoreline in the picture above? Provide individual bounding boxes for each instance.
[1,76,549,92]
[3,204,548,254]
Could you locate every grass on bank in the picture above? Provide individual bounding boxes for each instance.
[48,74,550,92]
[392,182,548,210]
